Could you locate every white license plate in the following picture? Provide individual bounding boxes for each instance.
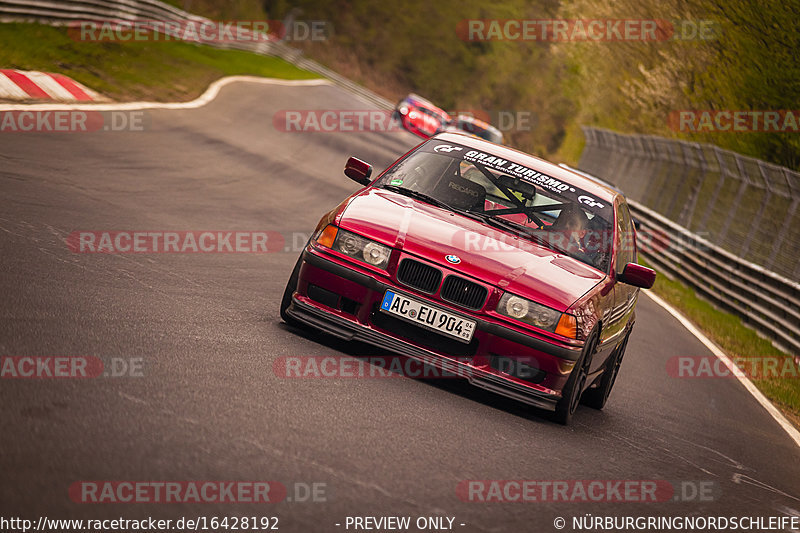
[380,290,476,343]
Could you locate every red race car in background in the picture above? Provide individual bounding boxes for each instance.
[280,132,655,424]
[392,94,451,139]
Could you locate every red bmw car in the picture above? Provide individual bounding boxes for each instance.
[392,94,452,139]
[280,132,655,424]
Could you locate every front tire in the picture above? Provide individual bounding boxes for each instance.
[279,253,303,326]
[582,329,630,410]
[552,330,597,425]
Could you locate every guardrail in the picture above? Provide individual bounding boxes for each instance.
[580,127,800,282]
[579,127,800,354]
[630,193,800,355]
[0,0,394,111]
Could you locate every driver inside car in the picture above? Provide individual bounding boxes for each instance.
[549,203,590,253]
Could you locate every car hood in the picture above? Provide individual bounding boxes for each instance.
[338,188,606,312]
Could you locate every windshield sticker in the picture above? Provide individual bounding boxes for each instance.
[423,140,611,217]
[577,194,605,209]
[463,149,571,192]
[390,178,404,186]
[433,144,464,154]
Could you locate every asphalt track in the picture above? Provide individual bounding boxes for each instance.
[1,79,799,532]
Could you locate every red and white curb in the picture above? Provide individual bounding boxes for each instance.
[0,69,105,102]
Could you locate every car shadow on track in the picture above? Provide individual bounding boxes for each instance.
[277,321,572,427]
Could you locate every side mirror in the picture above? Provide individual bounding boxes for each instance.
[344,157,373,186]
[619,263,656,289]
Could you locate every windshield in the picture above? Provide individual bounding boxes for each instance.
[376,140,614,272]
[457,118,503,144]
[419,106,448,124]
[478,128,503,144]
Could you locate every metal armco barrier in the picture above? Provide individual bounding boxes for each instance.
[580,127,800,281]
[579,127,800,354]
[0,0,394,111]
[631,200,800,354]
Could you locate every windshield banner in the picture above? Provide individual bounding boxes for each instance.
[421,139,613,219]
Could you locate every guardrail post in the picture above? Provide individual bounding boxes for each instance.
[664,141,690,220]
[740,161,774,258]
[721,179,750,252]
[677,143,706,228]
[767,198,799,271]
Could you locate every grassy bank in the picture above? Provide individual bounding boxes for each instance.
[267,0,799,170]
[0,22,318,102]
[641,257,800,427]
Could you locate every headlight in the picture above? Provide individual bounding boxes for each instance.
[363,241,390,266]
[497,292,561,332]
[316,226,391,269]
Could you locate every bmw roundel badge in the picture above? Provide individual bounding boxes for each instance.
[445,254,461,265]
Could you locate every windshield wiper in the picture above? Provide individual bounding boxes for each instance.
[382,185,506,226]
[382,185,454,210]
[465,211,576,256]
[466,210,531,234]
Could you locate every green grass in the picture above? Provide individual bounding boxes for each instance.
[0,22,318,102]
[641,257,800,425]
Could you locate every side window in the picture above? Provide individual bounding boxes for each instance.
[614,202,634,276]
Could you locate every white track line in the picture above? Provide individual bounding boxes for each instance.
[644,290,800,449]
[0,76,331,112]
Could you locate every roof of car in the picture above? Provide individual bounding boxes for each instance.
[406,94,447,114]
[432,131,620,203]
[558,164,624,194]
[407,93,434,105]
[457,115,502,134]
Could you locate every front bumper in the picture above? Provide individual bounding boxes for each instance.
[286,248,584,411]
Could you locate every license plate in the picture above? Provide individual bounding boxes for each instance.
[380,290,476,343]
